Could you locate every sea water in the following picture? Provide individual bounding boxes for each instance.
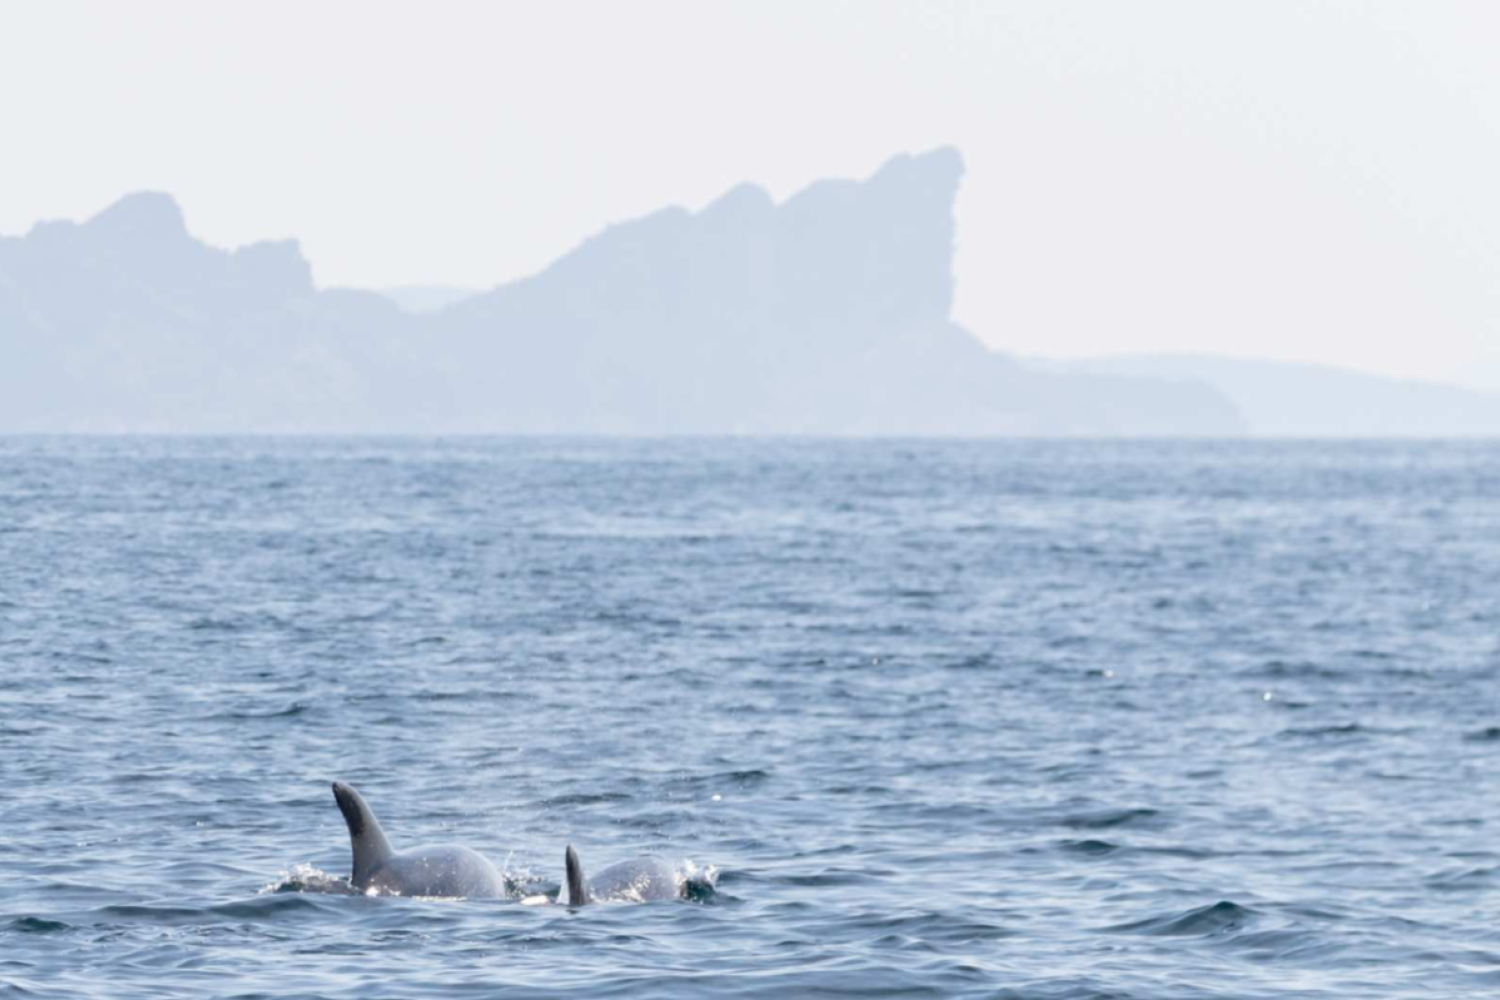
[2,437,1498,998]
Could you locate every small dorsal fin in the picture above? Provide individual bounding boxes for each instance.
[332,781,395,889]
[565,844,591,905]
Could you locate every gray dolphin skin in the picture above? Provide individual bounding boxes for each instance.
[562,844,681,905]
[331,781,508,898]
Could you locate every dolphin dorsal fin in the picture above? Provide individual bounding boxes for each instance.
[332,781,395,889]
[565,845,591,905]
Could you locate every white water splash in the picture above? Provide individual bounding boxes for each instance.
[678,859,719,899]
[258,862,359,896]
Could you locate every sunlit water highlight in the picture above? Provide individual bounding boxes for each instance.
[2,438,1499,998]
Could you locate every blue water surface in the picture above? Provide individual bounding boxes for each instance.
[2,437,1499,998]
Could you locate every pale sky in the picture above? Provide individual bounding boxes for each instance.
[4,1,1499,387]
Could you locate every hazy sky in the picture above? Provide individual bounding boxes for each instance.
[4,1,1499,387]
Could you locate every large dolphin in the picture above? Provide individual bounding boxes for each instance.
[331,781,508,898]
[562,844,681,905]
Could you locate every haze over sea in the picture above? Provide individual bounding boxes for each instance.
[3,436,1499,999]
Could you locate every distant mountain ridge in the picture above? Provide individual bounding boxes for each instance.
[0,189,419,432]
[4,151,1486,435]
[0,149,1248,434]
[413,148,1245,434]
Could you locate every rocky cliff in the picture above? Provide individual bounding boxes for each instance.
[0,151,1246,434]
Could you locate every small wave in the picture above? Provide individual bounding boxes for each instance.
[1245,658,1346,680]
[6,916,71,934]
[847,911,1015,944]
[616,808,700,832]
[210,895,332,919]
[1277,722,1369,739]
[51,652,112,667]
[1223,927,1331,960]
[1424,866,1498,892]
[188,615,244,632]
[777,869,885,888]
[1102,900,1259,937]
[250,702,310,719]
[92,890,351,927]
[1059,838,1120,856]
[413,689,483,702]
[1061,807,1161,830]
[537,792,632,808]
[204,703,310,722]
[826,784,892,797]
[1136,844,1219,860]
[666,769,772,796]
[97,904,208,924]
[1465,727,1500,743]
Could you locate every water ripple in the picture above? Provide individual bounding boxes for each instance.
[3,438,1499,998]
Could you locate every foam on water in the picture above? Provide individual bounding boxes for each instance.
[261,863,360,896]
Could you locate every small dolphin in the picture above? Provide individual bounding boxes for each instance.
[562,844,681,905]
[331,781,508,898]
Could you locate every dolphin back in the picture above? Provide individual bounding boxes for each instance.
[565,845,591,905]
[371,845,507,898]
[584,856,680,902]
[332,781,395,890]
[563,847,680,904]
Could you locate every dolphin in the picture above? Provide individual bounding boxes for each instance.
[331,781,508,898]
[562,844,681,905]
